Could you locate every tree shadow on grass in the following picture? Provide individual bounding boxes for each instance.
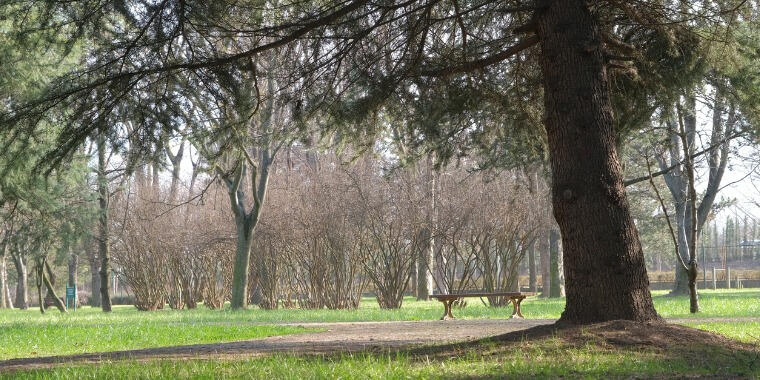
[397,320,760,379]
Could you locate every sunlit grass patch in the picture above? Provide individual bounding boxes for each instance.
[681,321,760,343]
[0,320,314,360]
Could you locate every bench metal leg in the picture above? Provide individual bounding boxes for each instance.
[510,296,524,319]
[439,299,456,320]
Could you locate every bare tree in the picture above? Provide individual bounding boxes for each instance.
[657,87,737,296]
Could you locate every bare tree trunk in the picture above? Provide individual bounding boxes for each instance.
[68,252,78,306]
[657,251,662,272]
[677,100,701,313]
[416,227,433,299]
[537,0,658,323]
[43,261,67,313]
[12,252,28,309]
[0,238,9,309]
[152,160,160,195]
[417,157,435,299]
[753,220,757,261]
[528,241,537,293]
[539,228,550,297]
[226,151,273,310]
[35,262,44,314]
[508,255,520,292]
[231,215,256,309]
[166,139,185,204]
[663,97,695,296]
[666,89,733,297]
[1,254,8,309]
[671,202,691,295]
[526,169,539,294]
[88,243,101,307]
[97,131,113,312]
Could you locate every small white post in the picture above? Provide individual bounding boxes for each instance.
[727,267,731,289]
[712,267,717,290]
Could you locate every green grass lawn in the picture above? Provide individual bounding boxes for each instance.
[0,306,316,360]
[681,321,760,343]
[0,321,312,360]
[6,328,758,379]
[0,289,757,377]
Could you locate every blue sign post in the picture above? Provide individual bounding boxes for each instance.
[65,286,76,311]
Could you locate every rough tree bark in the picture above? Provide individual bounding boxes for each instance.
[97,130,113,312]
[536,0,659,323]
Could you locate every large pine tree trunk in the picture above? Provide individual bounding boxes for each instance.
[536,0,658,323]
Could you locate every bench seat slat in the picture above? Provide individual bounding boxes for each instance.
[430,292,528,298]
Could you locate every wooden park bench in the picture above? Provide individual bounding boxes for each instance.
[430,292,533,320]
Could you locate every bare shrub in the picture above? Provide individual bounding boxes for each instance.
[111,189,168,311]
[347,162,419,309]
[462,174,539,307]
[279,156,366,309]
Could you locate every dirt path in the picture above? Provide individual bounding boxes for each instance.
[1,317,756,373]
[0,319,553,373]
